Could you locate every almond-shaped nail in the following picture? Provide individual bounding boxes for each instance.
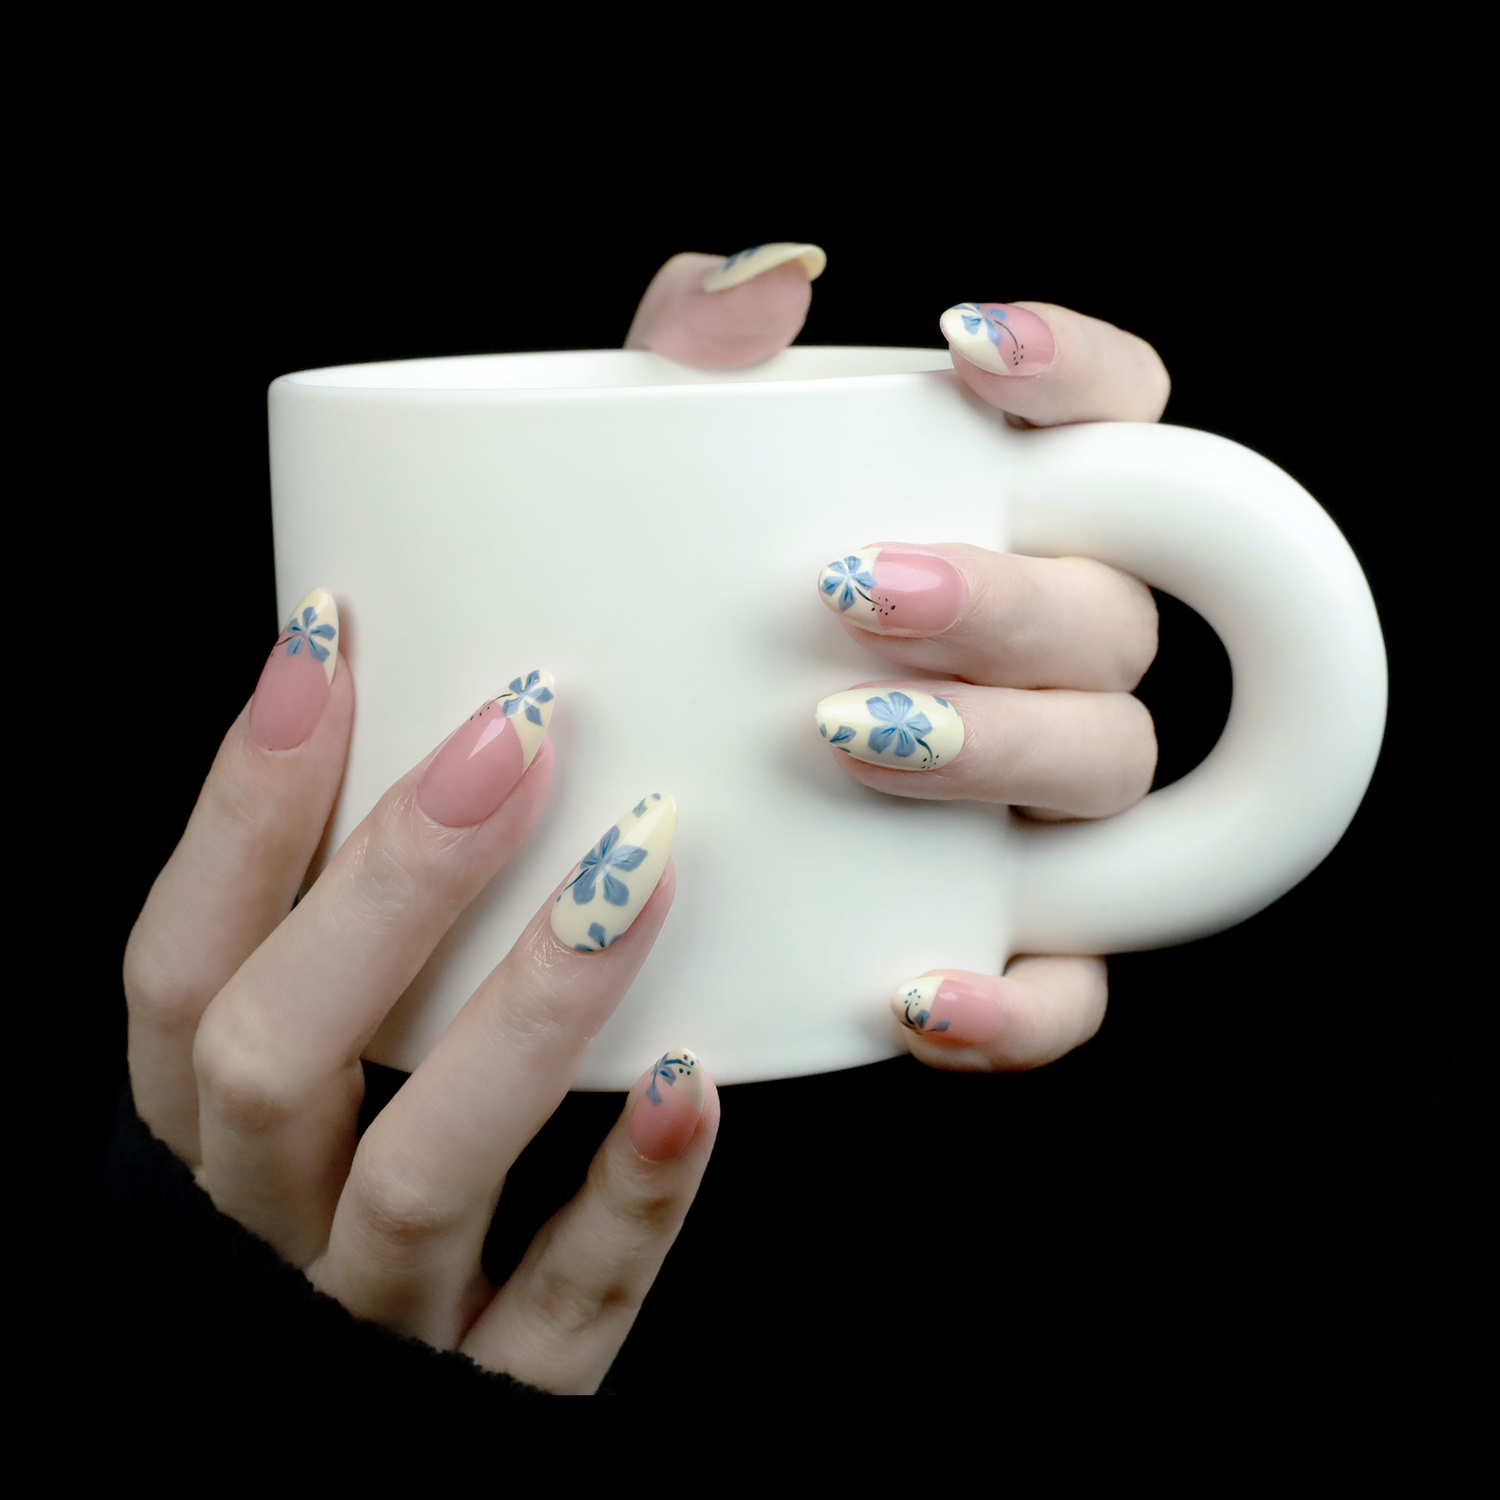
[249,587,339,750]
[817,547,966,636]
[702,242,827,292]
[891,977,1002,1045]
[551,792,677,952]
[815,688,963,770]
[939,302,1055,376]
[629,1049,706,1160]
[416,669,555,828]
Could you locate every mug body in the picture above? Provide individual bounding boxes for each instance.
[269,347,1017,1085]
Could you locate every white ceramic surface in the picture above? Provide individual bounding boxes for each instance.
[267,347,1387,1086]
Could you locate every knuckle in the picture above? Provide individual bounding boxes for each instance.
[192,1020,299,1137]
[123,931,205,1036]
[345,1161,458,1252]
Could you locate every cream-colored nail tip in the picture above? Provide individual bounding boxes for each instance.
[702,242,827,292]
[939,302,1010,375]
[890,977,943,1032]
[646,1048,705,1110]
[815,687,964,770]
[490,667,555,769]
[817,546,883,631]
[550,792,678,953]
[281,587,340,685]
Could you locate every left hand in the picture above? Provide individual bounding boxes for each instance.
[627,244,1171,1074]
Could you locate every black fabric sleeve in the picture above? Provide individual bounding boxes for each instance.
[88,1088,551,1397]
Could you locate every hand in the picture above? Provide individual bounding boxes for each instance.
[124,628,716,1393]
[627,244,1170,1074]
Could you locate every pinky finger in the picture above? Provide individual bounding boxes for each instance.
[892,957,1108,1072]
[461,1051,719,1393]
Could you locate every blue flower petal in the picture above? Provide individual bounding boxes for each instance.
[286,637,304,656]
[302,607,316,628]
[588,922,607,946]
[532,687,553,704]
[907,712,932,736]
[525,704,542,725]
[609,843,647,873]
[868,725,896,754]
[602,871,630,905]
[572,866,598,904]
[597,826,619,859]
[509,677,524,694]
[310,624,336,639]
[830,725,855,745]
[501,697,521,715]
[868,696,896,722]
[309,640,330,662]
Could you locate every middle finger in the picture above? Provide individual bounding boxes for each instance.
[192,671,557,1264]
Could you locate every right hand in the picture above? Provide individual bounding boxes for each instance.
[628,245,1170,1076]
[124,609,716,1393]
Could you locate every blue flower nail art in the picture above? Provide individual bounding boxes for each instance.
[563,825,648,907]
[866,691,935,761]
[821,555,877,613]
[954,301,1021,358]
[499,669,554,727]
[573,921,619,953]
[283,605,337,662]
[645,1050,698,1105]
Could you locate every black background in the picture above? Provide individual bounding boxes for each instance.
[61,124,1487,1387]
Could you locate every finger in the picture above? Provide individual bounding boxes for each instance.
[312,800,678,1343]
[816,544,1158,690]
[124,588,350,1163]
[939,301,1169,425]
[891,958,1107,1073]
[815,681,1156,818]
[191,671,558,1263]
[623,243,824,368]
[462,1052,718,1393]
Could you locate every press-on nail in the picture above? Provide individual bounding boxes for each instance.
[939,302,1056,376]
[629,1049,706,1160]
[702,242,827,292]
[817,547,966,636]
[815,688,964,770]
[551,793,677,952]
[891,976,1002,1045]
[249,587,339,750]
[417,669,555,828]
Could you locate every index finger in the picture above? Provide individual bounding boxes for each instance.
[940,300,1170,425]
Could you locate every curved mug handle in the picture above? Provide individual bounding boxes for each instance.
[1004,422,1386,955]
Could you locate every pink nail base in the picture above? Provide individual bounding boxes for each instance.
[905,978,1003,1046]
[867,550,966,636]
[416,700,526,828]
[248,644,332,750]
[629,1080,702,1161]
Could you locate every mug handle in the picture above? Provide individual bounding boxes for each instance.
[1004,422,1386,955]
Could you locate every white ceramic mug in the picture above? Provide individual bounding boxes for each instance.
[268,347,1386,1087]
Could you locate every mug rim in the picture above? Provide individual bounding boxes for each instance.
[274,345,956,398]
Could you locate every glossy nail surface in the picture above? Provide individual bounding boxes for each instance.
[939,301,1056,376]
[702,242,827,292]
[551,793,677,952]
[417,669,555,828]
[818,547,966,636]
[891,976,1002,1045]
[815,688,964,770]
[249,587,339,750]
[629,1049,706,1161]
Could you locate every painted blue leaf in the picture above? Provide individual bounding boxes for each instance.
[932,1019,951,1031]
[633,800,647,816]
[603,871,630,905]
[819,724,828,739]
[611,843,647,873]
[525,704,542,725]
[829,725,855,745]
[915,1008,931,1028]
[933,696,950,707]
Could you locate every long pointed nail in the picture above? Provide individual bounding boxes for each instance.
[891,977,1002,1045]
[702,242,827,292]
[815,688,964,770]
[416,668,555,828]
[249,587,339,750]
[817,547,966,636]
[629,1048,707,1160]
[551,792,677,952]
[939,302,1055,376]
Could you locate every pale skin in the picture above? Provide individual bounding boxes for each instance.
[124,250,1169,1390]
